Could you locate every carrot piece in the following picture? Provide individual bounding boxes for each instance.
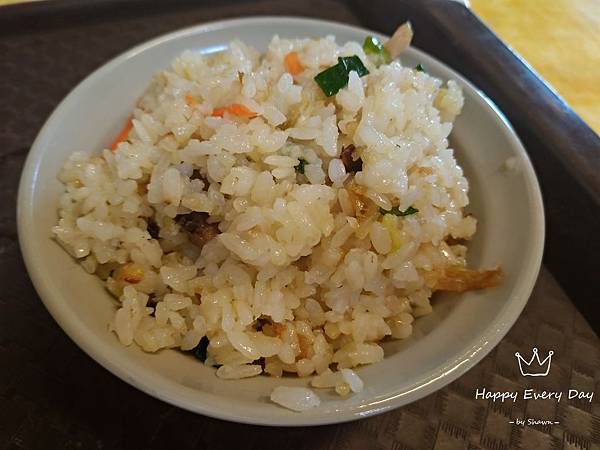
[211,103,257,118]
[110,117,133,151]
[185,92,199,107]
[211,107,227,117]
[284,51,304,75]
[227,103,257,118]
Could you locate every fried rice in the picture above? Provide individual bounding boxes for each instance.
[52,33,501,390]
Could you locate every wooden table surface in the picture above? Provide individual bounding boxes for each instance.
[1,1,598,449]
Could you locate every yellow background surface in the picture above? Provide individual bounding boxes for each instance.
[471,0,600,133]
[1,0,598,133]
[0,0,35,4]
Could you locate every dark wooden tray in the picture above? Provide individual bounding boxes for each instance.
[1,0,598,448]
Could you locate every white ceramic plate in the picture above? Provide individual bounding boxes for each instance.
[17,17,544,426]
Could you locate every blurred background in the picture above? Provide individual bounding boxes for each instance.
[1,0,598,133]
[470,0,599,134]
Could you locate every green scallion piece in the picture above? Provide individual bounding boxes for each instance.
[295,158,308,174]
[338,55,370,77]
[379,205,419,217]
[415,64,425,72]
[314,63,349,97]
[314,56,370,97]
[363,36,391,66]
[193,336,209,362]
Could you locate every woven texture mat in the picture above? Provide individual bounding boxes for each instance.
[1,1,598,448]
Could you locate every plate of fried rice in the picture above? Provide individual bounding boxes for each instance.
[18,17,544,425]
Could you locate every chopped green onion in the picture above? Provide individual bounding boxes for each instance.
[314,56,370,97]
[363,36,386,55]
[314,63,348,97]
[192,336,209,362]
[379,205,419,216]
[415,64,425,72]
[338,56,369,77]
[363,36,391,66]
[295,157,308,174]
